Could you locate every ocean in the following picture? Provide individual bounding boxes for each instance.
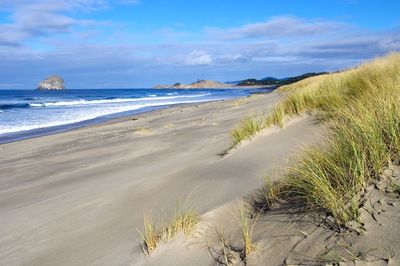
[0,88,264,143]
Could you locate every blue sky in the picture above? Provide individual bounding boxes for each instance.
[0,0,399,89]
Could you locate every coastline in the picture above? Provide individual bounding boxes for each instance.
[0,88,274,144]
[0,103,182,144]
[154,85,276,89]
[0,90,322,265]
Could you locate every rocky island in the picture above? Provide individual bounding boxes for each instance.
[154,79,232,89]
[37,75,65,90]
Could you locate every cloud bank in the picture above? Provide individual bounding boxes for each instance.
[0,1,399,88]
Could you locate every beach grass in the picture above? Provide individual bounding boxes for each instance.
[168,197,200,235]
[237,202,257,259]
[231,52,400,225]
[263,175,288,207]
[139,197,200,255]
[231,114,266,149]
[140,213,160,254]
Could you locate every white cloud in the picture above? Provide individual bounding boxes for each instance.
[0,0,111,46]
[207,16,349,40]
[0,4,398,88]
[184,50,212,65]
[216,53,249,64]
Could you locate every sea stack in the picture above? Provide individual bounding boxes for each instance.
[37,75,65,90]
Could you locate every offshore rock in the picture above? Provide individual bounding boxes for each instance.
[37,75,65,90]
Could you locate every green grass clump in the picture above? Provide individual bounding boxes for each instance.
[139,197,200,255]
[286,56,400,224]
[231,114,266,148]
[232,53,400,225]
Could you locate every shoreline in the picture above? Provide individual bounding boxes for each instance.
[0,103,173,144]
[0,88,274,145]
[0,100,233,145]
[154,85,276,89]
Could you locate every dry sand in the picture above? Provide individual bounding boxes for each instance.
[0,92,337,265]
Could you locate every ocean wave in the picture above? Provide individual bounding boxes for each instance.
[23,97,40,101]
[0,103,30,110]
[28,94,211,108]
[0,98,213,135]
[29,103,45,107]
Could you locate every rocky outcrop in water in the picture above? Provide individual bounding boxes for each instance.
[154,80,231,89]
[37,75,65,90]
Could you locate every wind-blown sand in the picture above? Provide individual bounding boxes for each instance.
[0,92,324,265]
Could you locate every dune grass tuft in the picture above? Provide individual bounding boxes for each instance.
[168,197,200,236]
[231,114,266,149]
[140,213,160,254]
[232,52,400,225]
[139,197,200,255]
[237,202,257,260]
[263,176,289,207]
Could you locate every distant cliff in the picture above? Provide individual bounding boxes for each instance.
[37,75,65,90]
[237,72,328,86]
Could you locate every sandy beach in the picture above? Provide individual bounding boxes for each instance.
[0,92,322,265]
[1,1,398,265]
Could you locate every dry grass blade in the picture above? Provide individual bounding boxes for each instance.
[169,197,200,235]
[237,201,257,260]
[139,196,200,255]
[139,213,160,255]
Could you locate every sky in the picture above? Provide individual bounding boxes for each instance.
[0,0,399,89]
